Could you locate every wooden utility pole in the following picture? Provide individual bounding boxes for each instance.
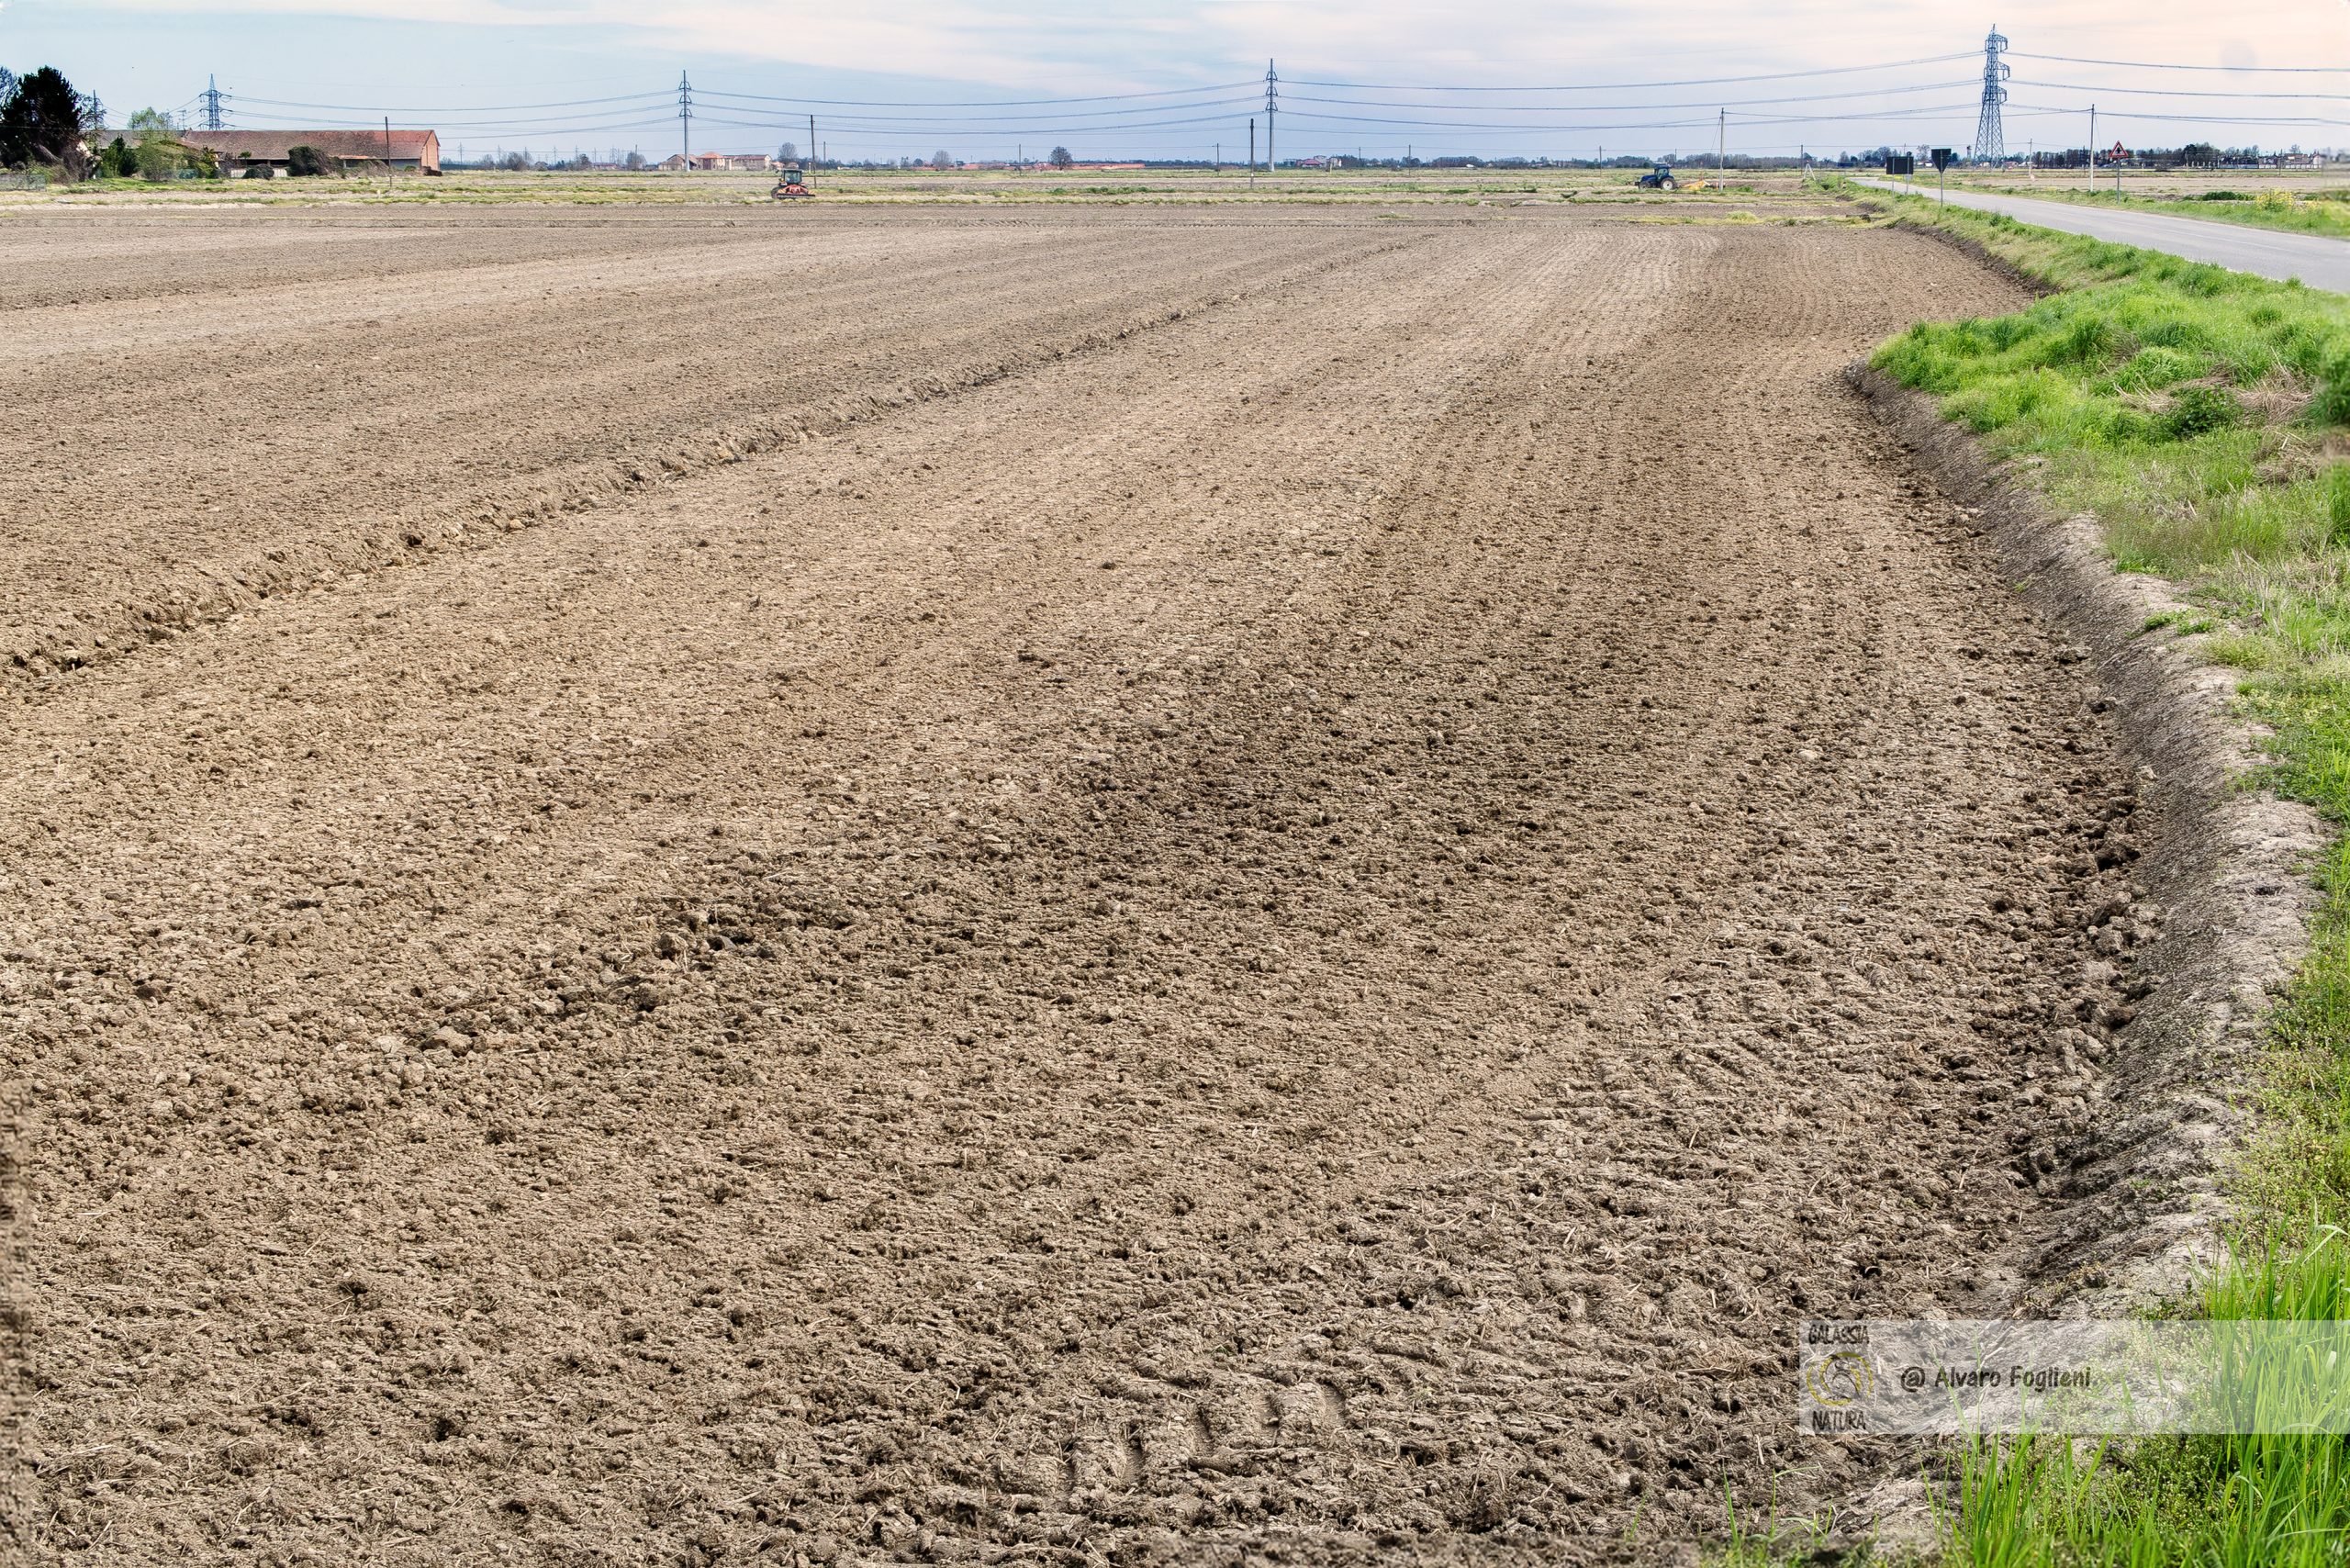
[2087,105,2096,191]
[1248,118,1256,188]
[384,116,394,188]
[1718,107,1725,188]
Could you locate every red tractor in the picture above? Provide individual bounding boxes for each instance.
[770,166,812,200]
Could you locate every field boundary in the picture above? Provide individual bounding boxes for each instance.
[1881,213,2060,300]
[1851,363,2325,1312]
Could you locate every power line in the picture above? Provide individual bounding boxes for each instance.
[690,94,1259,125]
[184,45,2350,160]
[695,81,1258,107]
[2011,78,2350,101]
[1278,104,1984,134]
[1284,80,1974,113]
[691,111,1249,137]
[1288,52,1975,92]
[2007,103,2350,129]
[232,90,673,113]
[2010,50,2350,73]
[229,110,682,133]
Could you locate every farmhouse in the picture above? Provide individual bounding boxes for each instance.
[184,129,442,176]
[691,151,771,172]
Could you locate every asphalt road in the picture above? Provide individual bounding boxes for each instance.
[1856,177,2350,292]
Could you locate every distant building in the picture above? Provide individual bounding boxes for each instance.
[185,129,441,176]
[692,152,771,172]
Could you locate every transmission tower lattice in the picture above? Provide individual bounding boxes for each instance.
[1973,26,2009,162]
[200,73,227,130]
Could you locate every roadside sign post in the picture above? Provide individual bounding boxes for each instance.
[1931,147,1955,207]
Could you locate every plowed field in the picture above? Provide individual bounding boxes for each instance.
[3,210,2144,1564]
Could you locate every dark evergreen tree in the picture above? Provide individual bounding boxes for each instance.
[0,66,87,169]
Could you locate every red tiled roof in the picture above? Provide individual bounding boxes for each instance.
[184,129,439,162]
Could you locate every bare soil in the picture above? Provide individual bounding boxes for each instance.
[5,210,2150,1564]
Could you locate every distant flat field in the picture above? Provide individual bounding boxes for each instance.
[0,164,1863,210]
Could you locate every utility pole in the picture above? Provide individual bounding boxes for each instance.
[1718,107,1725,188]
[809,113,817,171]
[2087,105,2096,191]
[1248,118,1256,188]
[678,71,693,173]
[1265,60,1278,177]
[384,115,394,189]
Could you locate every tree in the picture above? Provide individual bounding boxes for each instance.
[932,149,952,170]
[624,149,645,171]
[118,106,183,181]
[285,144,341,177]
[1,67,91,174]
[1049,145,1073,169]
[778,140,796,163]
[136,139,183,182]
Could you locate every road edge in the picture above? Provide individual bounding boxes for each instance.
[1850,362,2326,1316]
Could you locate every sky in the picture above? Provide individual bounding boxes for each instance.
[4,1,2344,163]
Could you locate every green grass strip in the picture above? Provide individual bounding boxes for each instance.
[1840,189,2350,1565]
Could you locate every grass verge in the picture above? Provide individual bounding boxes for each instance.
[1856,190,2350,1564]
